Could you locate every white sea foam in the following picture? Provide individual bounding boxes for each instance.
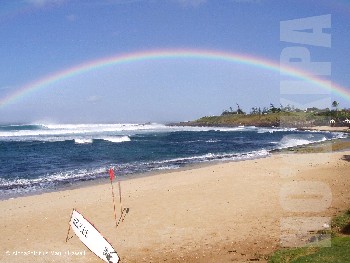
[100,136,131,143]
[0,123,267,142]
[0,123,167,138]
[74,138,93,144]
[0,166,108,192]
[257,127,297,134]
[335,132,348,139]
[205,139,220,143]
[152,149,270,165]
[152,165,180,171]
[279,138,311,148]
[278,135,328,149]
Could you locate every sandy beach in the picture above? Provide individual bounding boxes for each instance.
[301,126,350,133]
[1,145,350,262]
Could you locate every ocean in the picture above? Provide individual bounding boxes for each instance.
[0,123,345,199]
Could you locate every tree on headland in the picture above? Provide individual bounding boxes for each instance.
[332,100,339,110]
[221,103,245,115]
[269,103,280,113]
[213,102,350,127]
[280,104,293,112]
[220,102,349,119]
[250,107,259,115]
[262,107,269,114]
[236,103,245,114]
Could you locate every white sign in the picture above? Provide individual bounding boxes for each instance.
[69,209,119,263]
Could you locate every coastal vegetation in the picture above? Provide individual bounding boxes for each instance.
[178,101,350,128]
[268,208,350,263]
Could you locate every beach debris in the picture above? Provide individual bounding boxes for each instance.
[66,209,119,263]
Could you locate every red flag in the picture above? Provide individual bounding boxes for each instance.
[109,168,115,181]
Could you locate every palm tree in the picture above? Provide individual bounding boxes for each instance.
[236,103,245,115]
[332,100,339,110]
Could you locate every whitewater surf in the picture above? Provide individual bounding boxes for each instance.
[0,123,345,199]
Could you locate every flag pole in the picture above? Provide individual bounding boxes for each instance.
[109,168,118,228]
[118,180,123,221]
[65,209,74,242]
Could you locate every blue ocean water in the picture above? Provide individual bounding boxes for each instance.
[0,123,344,199]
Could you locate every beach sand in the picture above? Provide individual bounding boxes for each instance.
[1,147,350,262]
[301,125,350,133]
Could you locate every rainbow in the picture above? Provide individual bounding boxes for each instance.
[1,48,349,108]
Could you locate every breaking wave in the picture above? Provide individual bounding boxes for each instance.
[0,122,344,199]
[278,134,328,149]
[100,136,131,143]
[74,138,93,144]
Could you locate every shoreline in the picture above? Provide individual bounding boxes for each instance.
[1,128,348,201]
[1,137,350,262]
[299,125,350,133]
[0,149,271,201]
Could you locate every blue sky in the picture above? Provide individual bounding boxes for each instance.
[0,0,349,123]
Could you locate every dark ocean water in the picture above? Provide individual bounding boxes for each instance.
[0,123,345,199]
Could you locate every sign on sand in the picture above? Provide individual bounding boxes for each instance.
[68,209,119,263]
